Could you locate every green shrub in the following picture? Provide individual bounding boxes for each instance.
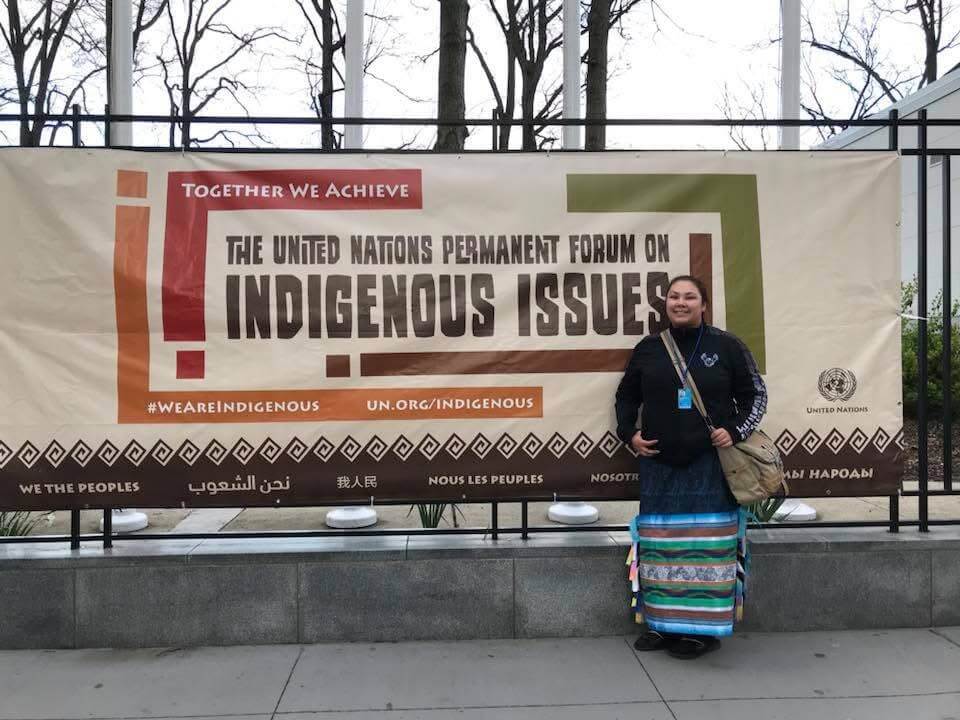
[0,511,52,536]
[407,503,465,528]
[902,279,960,419]
[746,497,786,524]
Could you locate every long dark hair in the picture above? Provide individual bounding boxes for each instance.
[667,275,709,307]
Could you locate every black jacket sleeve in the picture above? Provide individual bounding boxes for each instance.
[722,334,768,443]
[614,343,644,444]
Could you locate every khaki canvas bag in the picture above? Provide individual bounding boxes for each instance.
[660,331,789,505]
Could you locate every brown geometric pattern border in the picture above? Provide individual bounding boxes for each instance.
[775,427,904,456]
[0,427,903,472]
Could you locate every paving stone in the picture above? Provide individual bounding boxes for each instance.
[0,646,299,719]
[639,629,960,701]
[670,694,960,720]
[278,638,658,713]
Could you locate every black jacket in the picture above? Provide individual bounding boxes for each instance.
[614,324,767,466]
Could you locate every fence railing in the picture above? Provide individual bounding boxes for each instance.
[0,109,957,547]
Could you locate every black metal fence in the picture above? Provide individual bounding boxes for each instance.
[0,108,957,546]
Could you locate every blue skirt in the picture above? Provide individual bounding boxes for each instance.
[637,451,738,514]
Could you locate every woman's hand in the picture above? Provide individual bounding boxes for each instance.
[630,433,659,457]
[711,428,734,448]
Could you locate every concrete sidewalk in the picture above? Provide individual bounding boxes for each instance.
[1,629,958,720]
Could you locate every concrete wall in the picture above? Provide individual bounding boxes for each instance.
[1,528,958,649]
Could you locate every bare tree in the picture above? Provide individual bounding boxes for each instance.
[801,1,960,139]
[720,1,956,147]
[717,80,774,150]
[583,0,660,149]
[873,0,960,88]
[294,0,421,150]
[584,0,609,150]
[468,0,648,151]
[0,0,176,146]
[436,0,469,150]
[1,0,87,145]
[467,1,564,150]
[294,0,344,150]
[156,0,285,148]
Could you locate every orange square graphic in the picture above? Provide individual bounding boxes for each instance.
[117,170,148,198]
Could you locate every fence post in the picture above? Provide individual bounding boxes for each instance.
[889,108,901,534]
[71,104,81,147]
[102,508,112,548]
[918,108,930,533]
[182,105,190,150]
[70,510,81,550]
[104,104,111,149]
[943,154,952,493]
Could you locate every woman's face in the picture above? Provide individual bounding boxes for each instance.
[666,280,705,328]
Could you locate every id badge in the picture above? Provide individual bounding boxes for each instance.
[677,388,693,410]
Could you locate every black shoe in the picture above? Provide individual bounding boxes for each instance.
[633,630,675,652]
[666,636,721,660]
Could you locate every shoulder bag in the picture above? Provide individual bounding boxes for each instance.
[660,330,789,504]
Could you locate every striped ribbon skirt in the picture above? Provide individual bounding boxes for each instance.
[626,510,747,637]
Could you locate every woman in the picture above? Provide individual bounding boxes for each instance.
[615,275,766,659]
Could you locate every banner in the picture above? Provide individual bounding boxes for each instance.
[0,150,901,509]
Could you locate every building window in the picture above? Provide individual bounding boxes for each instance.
[930,155,943,167]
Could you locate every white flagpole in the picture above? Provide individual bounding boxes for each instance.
[344,0,365,149]
[562,0,581,150]
[328,4,376,528]
[779,0,801,150]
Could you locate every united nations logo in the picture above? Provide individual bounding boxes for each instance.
[818,368,857,402]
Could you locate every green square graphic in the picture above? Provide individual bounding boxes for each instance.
[567,173,765,372]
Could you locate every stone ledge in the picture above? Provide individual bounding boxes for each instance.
[5,525,957,565]
[1,527,956,648]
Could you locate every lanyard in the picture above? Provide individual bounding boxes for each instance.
[677,323,705,387]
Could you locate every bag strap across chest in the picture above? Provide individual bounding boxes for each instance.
[660,330,716,432]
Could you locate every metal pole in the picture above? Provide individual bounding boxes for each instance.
[69,104,83,551]
[491,108,498,151]
[71,104,81,147]
[102,508,112,548]
[890,108,900,533]
[344,0,365,149]
[944,155,953,492]
[109,0,133,146]
[491,501,498,540]
[779,0,801,149]
[70,510,81,549]
[919,108,930,533]
[104,104,111,148]
[521,500,528,540]
[328,2,377,529]
[562,0,581,149]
